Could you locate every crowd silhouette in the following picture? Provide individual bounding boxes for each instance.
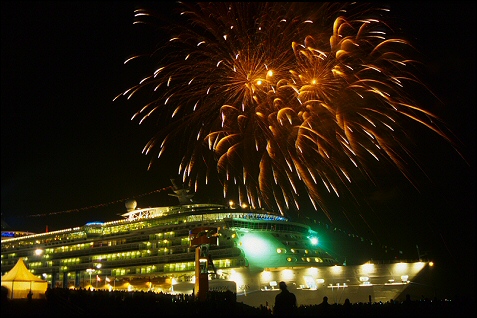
[1,285,474,317]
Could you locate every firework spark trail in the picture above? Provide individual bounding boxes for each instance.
[115,2,452,221]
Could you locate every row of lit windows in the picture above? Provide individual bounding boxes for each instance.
[23,246,196,270]
[227,220,307,233]
[143,240,173,249]
[283,256,324,263]
[162,258,237,273]
[111,268,131,276]
[109,258,239,277]
[6,231,88,248]
[149,231,175,240]
[40,233,178,256]
[60,258,82,265]
[102,221,175,237]
[47,242,94,254]
[29,260,53,269]
[277,248,324,255]
[93,250,143,262]
[5,233,187,269]
[33,250,160,268]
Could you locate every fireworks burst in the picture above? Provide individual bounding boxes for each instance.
[115,2,452,221]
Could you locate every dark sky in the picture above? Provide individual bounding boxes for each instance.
[1,1,475,273]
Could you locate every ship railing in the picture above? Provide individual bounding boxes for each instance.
[361,258,430,264]
[0,227,82,243]
[119,204,227,221]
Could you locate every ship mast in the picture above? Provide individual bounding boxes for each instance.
[168,179,194,205]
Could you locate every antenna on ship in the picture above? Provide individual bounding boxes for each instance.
[169,179,194,205]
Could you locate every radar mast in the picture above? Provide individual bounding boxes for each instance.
[168,179,194,205]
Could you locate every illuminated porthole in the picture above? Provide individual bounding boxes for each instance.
[286,257,297,262]
[277,248,286,254]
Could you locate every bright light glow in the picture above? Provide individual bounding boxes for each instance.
[361,263,375,274]
[280,269,294,281]
[261,270,272,281]
[241,234,272,259]
[34,249,43,256]
[304,267,319,276]
[393,262,408,274]
[331,265,343,274]
[230,270,245,288]
[412,262,426,271]
[309,237,319,245]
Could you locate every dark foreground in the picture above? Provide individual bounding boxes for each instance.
[1,288,474,318]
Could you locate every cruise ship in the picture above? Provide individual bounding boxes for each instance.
[1,184,431,307]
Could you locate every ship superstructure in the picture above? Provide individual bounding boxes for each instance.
[1,187,430,306]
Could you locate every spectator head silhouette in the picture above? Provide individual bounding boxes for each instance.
[279,281,287,291]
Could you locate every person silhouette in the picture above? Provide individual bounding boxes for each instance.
[321,296,329,306]
[273,281,297,316]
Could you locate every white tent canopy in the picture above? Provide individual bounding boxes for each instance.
[1,257,48,299]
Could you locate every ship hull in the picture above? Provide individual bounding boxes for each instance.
[172,261,429,307]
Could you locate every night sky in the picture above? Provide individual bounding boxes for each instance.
[1,1,475,289]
